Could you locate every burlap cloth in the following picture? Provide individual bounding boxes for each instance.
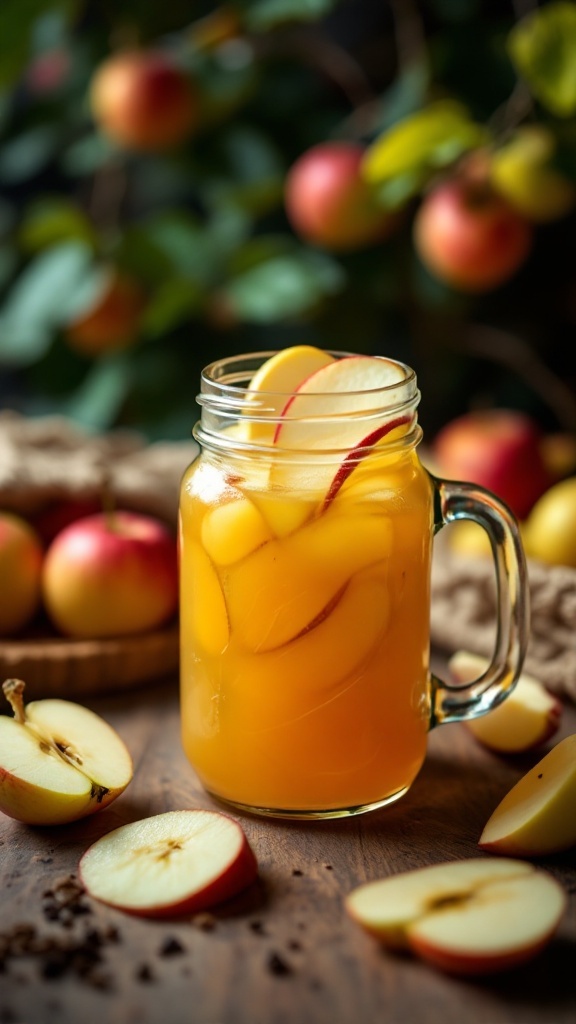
[1,410,574,704]
[0,409,197,527]
[431,533,576,704]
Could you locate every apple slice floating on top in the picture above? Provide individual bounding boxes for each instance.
[345,858,566,976]
[243,345,335,443]
[0,679,133,826]
[479,732,576,856]
[448,650,563,753]
[79,809,258,918]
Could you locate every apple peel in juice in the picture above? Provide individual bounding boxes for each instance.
[345,858,566,976]
[79,810,258,917]
[0,679,133,826]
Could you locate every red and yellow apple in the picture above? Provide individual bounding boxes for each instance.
[431,408,552,520]
[79,809,258,917]
[479,733,576,856]
[345,858,566,975]
[448,650,563,753]
[0,678,133,825]
[90,50,197,152]
[413,177,533,293]
[0,512,44,635]
[65,269,145,357]
[42,510,178,638]
[285,142,397,251]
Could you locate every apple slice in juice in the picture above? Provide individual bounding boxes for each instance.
[228,565,390,727]
[225,505,393,651]
[183,541,229,655]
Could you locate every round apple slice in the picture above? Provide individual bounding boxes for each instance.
[345,858,566,975]
[243,345,335,443]
[79,809,258,917]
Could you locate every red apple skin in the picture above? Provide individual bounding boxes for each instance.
[409,929,558,977]
[432,409,552,520]
[66,270,145,356]
[413,179,533,293]
[42,511,178,639]
[285,142,397,251]
[32,499,103,546]
[90,50,197,152]
[323,416,412,508]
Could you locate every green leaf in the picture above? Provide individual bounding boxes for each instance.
[508,1,576,117]
[224,250,344,322]
[142,278,203,339]
[371,62,431,135]
[0,0,79,88]
[19,198,96,252]
[63,353,133,432]
[363,102,486,190]
[0,125,61,185]
[0,242,100,365]
[244,0,338,32]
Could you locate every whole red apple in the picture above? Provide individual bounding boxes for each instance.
[413,178,532,292]
[432,409,552,520]
[0,512,44,635]
[285,142,397,251]
[90,50,197,152]
[65,269,144,356]
[42,511,178,638]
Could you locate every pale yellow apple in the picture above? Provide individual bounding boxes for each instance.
[449,650,563,752]
[345,858,566,975]
[479,732,576,856]
[522,476,576,568]
[0,679,133,825]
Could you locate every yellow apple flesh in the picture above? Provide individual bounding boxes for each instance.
[0,679,133,825]
[448,650,563,752]
[79,809,258,917]
[345,858,566,975]
[479,733,576,856]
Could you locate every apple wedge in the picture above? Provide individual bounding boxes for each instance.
[479,733,576,856]
[345,858,566,976]
[0,679,133,826]
[243,345,335,443]
[448,650,563,753]
[79,809,258,917]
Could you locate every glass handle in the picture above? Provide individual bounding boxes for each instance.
[429,475,530,728]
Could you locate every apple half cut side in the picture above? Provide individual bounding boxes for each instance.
[0,679,133,826]
[345,858,566,976]
[448,650,563,753]
[479,732,576,856]
[79,810,259,918]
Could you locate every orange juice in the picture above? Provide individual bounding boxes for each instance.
[179,349,529,818]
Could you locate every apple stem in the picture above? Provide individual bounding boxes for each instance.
[100,468,118,531]
[2,678,27,724]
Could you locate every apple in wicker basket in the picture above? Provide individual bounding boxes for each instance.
[41,510,178,639]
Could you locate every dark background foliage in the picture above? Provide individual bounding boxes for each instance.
[1,0,575,444]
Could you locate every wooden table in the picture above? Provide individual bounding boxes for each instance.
[1,659,575,1024]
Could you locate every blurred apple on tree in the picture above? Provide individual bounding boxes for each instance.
[65,268,145,357]
[90,50,198,152]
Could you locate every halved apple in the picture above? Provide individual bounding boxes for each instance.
[79,809,258,917]
[479,732,576,856]
[0,679,133,826]
[448,650,563,753]
[345,858,566,975]
[243,345,335,443]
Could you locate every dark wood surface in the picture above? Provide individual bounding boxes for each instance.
[1,657,575,1024]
